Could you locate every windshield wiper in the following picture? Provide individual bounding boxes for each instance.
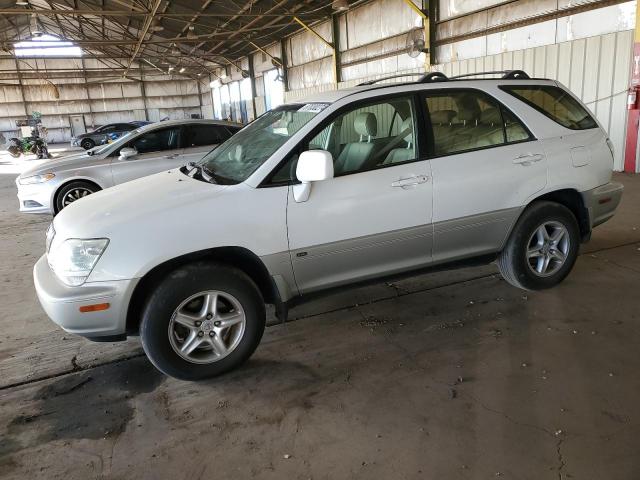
[186,162,216,184]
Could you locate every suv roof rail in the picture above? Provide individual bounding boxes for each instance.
[358,73,426,86]
[449,70,531,80]
[357,69,531,87]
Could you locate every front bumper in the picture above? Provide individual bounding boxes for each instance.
[70,138,79,147]
[33,255,139,340]
[16,177,54,214]
[581,181,624,228]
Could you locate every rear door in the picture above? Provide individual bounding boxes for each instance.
[424,88,547,263]
[111,125,184,184]
[180,124,236,164]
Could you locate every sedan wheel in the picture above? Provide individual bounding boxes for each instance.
[54,180,100,214]
[62,186,93,208]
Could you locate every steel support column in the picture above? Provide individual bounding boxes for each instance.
[624,2,640,173]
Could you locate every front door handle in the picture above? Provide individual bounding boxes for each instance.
[391,175,429,188]
[513,153,544,166]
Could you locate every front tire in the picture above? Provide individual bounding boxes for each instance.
[54,180,100,213]
[497,201,580,290]
[80,139,95,150]
[140,262,266,380]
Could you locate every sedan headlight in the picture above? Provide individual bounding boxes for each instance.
[19,173,55,185]
[48,238,109,286]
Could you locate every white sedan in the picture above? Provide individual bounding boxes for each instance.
[16,119,242,215]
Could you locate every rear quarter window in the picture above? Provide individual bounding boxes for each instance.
[500,85,597,131]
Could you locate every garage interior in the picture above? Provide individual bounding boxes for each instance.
[1,0,640,478]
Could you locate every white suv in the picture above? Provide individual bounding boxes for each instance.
[34,71,623,380]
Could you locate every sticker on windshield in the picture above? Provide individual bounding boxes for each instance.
[298,103,330,113]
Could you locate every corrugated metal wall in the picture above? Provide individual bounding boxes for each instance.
[0,56,210,143]
[281,30,632,172]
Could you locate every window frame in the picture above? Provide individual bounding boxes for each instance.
[260,92,429,188]
[499,84,598,131]
[110,125,183,157]
[420,87,536,160]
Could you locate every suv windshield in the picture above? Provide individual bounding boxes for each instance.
[198,104,324,184]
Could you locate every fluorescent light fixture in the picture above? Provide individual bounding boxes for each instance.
[179,67,186,73]
[14,34,81,57]
[16,0,29,5]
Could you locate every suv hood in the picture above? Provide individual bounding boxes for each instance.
[54,168,231,238]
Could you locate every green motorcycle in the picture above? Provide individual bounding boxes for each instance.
[7,136,51,159]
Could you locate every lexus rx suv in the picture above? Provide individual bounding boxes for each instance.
[33,71,623,380]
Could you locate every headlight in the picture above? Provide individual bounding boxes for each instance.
[48,238,109,286]
[19,173,55,185]
[45,223,55,253]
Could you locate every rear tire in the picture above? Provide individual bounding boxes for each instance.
[80,139,95,150]
[497,201,580,290]
[140,262,266,380]
[54,180,100,213]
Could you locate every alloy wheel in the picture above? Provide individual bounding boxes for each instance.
[168,290,246,364]
[526,221,570,277]
[62,187,93,207]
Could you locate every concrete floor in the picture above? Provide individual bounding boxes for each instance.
[0,170,639,480]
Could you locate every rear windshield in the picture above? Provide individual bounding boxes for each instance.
[500,85,597,130]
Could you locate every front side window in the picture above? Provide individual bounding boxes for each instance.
[270,96,418,184]
[131,127,180,154]
[199,104,322,184]
[500,85,597,130]
[426,90,531,156]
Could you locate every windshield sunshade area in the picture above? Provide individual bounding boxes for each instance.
[198,104,325,183]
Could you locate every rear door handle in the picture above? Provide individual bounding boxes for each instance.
[391,175,429,188]
[513,153,544,165]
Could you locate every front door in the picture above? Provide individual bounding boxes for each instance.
[423,89,547,263]
[111,125,184,185]
[285,95,433,294]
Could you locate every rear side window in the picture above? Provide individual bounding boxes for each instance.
[185,125,231,147]
[500,85,597,130]
[425,89,532,156]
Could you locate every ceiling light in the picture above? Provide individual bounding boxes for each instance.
[332,0,349,11]
[168,66,174,73]
[16,0,29,5]
[30,14,44,37]
[186,25,196,39]
[179,67,185,73]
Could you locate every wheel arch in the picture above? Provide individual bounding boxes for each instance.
[125,246,279,335]
[509,189,590,245]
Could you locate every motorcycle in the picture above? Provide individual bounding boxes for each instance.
[6,136,51,159]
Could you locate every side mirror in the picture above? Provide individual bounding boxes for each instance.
[119,147,137,160]
[293,150,334,203]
